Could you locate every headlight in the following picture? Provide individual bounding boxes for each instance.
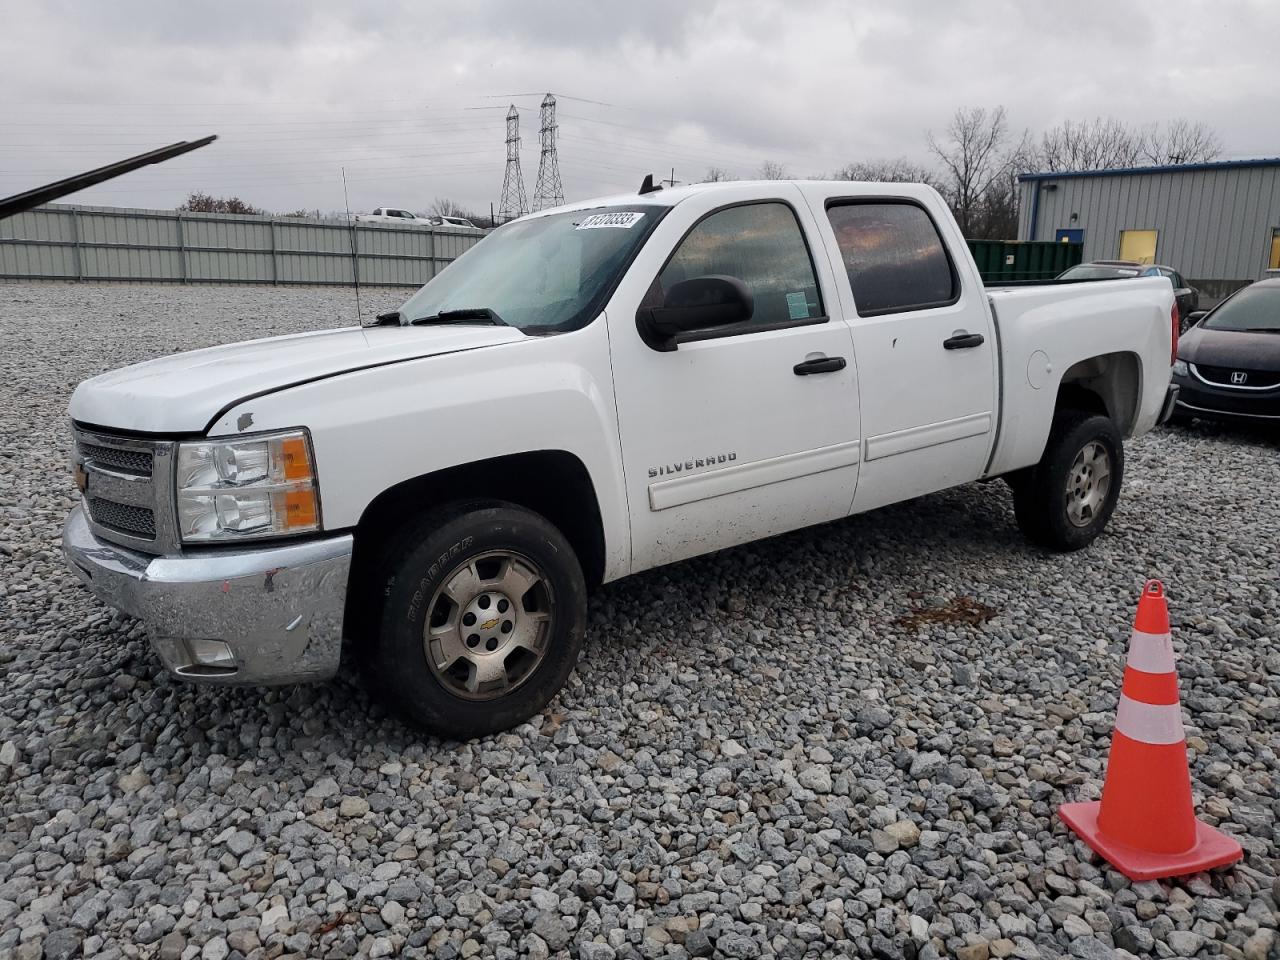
[176,429,320,542]
[1172,359,1189,377]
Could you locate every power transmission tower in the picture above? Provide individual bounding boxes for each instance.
[532,93,565,210]
[498,105,528,222]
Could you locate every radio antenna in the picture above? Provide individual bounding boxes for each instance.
[341,167,363,324]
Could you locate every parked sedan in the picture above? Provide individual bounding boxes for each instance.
[1170,279,1280,424]
[1058,260,1200,325]
[431,215,482,230]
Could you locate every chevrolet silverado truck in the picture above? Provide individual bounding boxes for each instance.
[62,180,1180,737]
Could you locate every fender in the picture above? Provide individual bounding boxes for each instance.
[208,319,633,582]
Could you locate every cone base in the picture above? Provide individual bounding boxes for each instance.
[1059,801,1243,881]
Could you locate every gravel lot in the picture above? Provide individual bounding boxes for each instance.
[0,283,1277,960]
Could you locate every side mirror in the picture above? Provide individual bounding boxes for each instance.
[637,275,754,351]
[1186,310,1208,326]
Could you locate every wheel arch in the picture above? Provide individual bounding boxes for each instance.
[342,450,607,642]
[1056,351,1142,436]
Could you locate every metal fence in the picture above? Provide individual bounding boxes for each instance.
[0,203,485,286]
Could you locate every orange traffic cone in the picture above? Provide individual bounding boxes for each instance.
[1059,580,1243,881]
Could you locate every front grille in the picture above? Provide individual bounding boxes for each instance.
[89,497,157,540]
[1193,364,1280,389]
[80,442,154,476]
[75,424,175,551]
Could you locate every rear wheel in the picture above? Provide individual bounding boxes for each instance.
[1013,411,1123,551]
[362,501,586,738]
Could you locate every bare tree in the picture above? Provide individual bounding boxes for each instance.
[1140,119,1221,165]
[1038,118,1144,172]
[427,197,493,226]
[928,106,1029,238]
[429,197,472,218]
[833,157,939,187]
[702,166,735,182]
[983,137,1042,241]
[757,160,789,180]
[1037,116,1221,171]
[179,191,264,216]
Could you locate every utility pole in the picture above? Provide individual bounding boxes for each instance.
[532,93,565,211]
[498,105,528,222]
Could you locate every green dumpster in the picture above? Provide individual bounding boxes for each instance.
[967,239,1082,283]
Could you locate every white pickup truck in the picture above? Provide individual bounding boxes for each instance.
[62,180,1180,737]
[356,207,430,225]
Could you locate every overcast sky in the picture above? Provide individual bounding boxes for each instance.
[2,0,1276,216]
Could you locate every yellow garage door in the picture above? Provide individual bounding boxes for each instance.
[1119,229,1158,264]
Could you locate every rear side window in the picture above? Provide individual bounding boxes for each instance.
[660,202,823,326]
[826,202,958,316]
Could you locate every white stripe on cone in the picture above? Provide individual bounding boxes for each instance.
[1126,629,1176,675]
[1115,694,1185,745]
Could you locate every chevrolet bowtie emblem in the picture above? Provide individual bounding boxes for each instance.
[480,618,500,630]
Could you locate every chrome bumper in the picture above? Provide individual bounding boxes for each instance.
[62,505,352,685]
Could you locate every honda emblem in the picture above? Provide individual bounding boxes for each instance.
[1230,371,1248,385]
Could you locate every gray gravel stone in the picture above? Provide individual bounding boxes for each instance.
[0,284,1275,960]
[1167,930,1205,955]
[42,928,83,960]
[1113,925,1154,954]
[157,932,186,960]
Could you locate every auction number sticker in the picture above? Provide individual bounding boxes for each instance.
[575,212,646,229]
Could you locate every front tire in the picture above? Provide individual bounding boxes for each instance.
[1013,411,1124,552]
[363,502,586,738]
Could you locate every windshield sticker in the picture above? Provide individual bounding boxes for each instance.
[786,292,810,319]
[575,212,645,230]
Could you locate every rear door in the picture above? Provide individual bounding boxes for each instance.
[799,185,998,512]
[606,186,861,572]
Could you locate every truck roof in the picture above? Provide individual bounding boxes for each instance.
[523,179,936,219]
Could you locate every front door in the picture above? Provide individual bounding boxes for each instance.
[799,186,998,513]
[607,187,861,572]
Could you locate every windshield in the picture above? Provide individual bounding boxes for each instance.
[1058,264,1140,280]
[1202,285,1280,332]
[397,205,665,333]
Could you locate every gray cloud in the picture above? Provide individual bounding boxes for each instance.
[2,0,1275,216]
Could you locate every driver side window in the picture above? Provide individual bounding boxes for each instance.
[659,202,824,326]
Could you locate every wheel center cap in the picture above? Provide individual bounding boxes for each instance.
[461,591,516,654]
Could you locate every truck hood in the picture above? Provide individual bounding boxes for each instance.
[70,324,527,433]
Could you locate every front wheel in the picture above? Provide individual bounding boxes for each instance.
[1013,411,1124,551]
[363,502,587,738]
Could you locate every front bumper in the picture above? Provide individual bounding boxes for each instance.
[62,505,353,684]
[1158,384,1180,424]
[1171,373,1280,422]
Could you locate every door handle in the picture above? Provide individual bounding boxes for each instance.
[943,332,985,350]
[793,356,847,375]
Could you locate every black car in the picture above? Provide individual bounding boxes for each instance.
[1057,260,1200,325]
[1170,278,1280,424]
